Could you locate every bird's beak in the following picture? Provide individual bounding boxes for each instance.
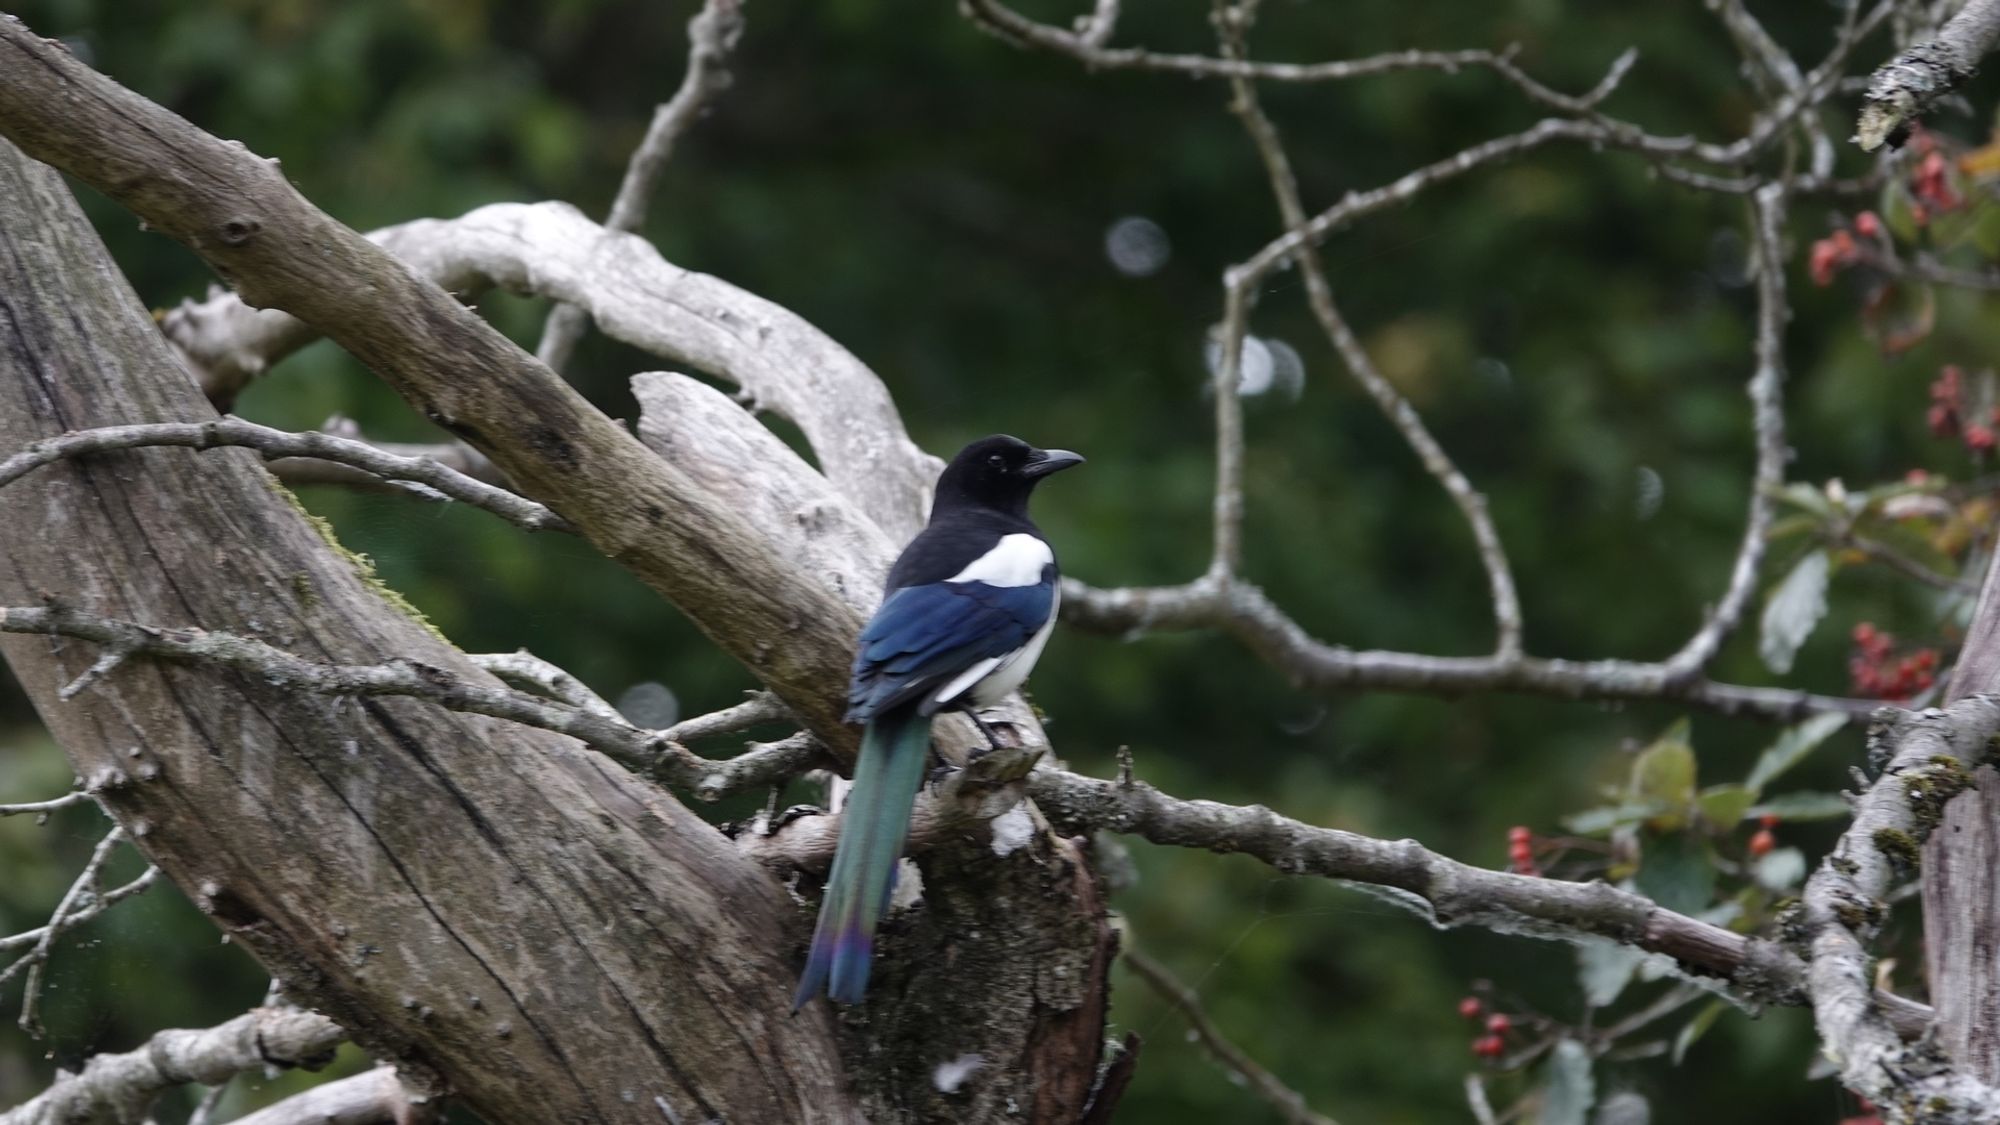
[1023,448,1085,479]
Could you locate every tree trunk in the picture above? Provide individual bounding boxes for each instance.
[0,139,859,1124]
[1924,544,2000,1079]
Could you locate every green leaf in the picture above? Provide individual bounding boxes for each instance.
[1746,791,1853,822]
[1758,550,1830,675]
[1630,719,1696,811]
[1538,1039,1595,1125]
[1745,712,1850,795]
[1635,832,1716,915]
[1697,784,1756,828]
[1754,846,1808,892]
[1564,802,1668,835]
[1577,938,1645,1009]
[1672,999,1729,1065]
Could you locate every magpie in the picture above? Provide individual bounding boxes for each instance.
[794,434,1084,1008]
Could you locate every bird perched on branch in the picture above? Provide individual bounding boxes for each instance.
[795,434,1083,1007]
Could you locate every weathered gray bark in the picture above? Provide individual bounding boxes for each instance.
[0,141,857,1123]
[0,18,1117,1119]
[1924,544,2000,1082]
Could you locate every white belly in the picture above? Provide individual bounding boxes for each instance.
[932,584,1059,709]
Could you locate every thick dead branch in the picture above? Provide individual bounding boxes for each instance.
[1804,699,2000,1121]
[0,1007,345,1125]
[225,1067,435,1125]
[155,201,937,544]
[1857,0,2000,149]
[0,17,889,750]
[0,131,857,1123]
[537,0,745,371]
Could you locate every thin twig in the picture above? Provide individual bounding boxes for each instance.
[1661,184,1790,681]
[0,419,568,533]
[1124,944,1340,1125]
[0,867,161,954]
[0,791,90,818]
[1216,2,1523,657]
[13,826,127,1036]
[535,0,746,372]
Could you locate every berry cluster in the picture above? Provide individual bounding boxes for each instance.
[1928,365,1999,455]
[1457,996,1513,1060]
[1849,622,1939,701]
[1809,226,1860,287]
[1506,825,1537,876]
[1748,813,1779,859]
[1910,138,1964,225]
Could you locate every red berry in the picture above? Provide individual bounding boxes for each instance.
[1856,211,1883,238]
[1916,649,1939,671]
[1473,1034,1506,1059]
[1810,238,1843,286]
[1486,1013,1512,1035]
[1760,813,1780,829]
[1931,403,1960,438]
[1458,996,1484,1020]
[1508,825,1531,844]
[1852,622,1877,645]
[1971,424,1998,455]
[1906,468,1930,485]
[1749,828,1776,858]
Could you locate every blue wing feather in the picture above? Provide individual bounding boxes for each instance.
[847,579,1055,721]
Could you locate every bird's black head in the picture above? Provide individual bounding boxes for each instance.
[933,435,1084,518]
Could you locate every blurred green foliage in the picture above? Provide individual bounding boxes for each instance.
[3,0,1997,1120]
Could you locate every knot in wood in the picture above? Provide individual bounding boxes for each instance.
[216,216,262,246]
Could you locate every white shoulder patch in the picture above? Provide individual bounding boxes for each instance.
[945,533,1052,588]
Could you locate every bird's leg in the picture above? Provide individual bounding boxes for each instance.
[960,705,1009,757]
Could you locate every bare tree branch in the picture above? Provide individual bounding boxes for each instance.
[1028,763,1932,1036]
[1124,944,1340,1125]
[0,1007,345,1125]
[1214,1,1523,657]
[1857,0,2000,149]
[223,1067,438,1125]
[0,419,568,534]
[1660,183,1790,681]
[1804,698,2000,1119]
[0,598,1925,1035]
[469,650,624,723]
[0,791,89,819]
[535,0,746,372]
[660,691,792,743]
[267,414,507,491]
[8,826,131,1036]
[0,604,817,801]
[154,201,938,544]
[0,867,160,956]
[1062,576,1876,720]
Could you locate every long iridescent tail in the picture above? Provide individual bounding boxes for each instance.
[794,707,929,1007]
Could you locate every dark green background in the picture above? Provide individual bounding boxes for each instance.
[1,0,1985,1120]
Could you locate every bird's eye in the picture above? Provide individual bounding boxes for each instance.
[986,453,1007,471]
